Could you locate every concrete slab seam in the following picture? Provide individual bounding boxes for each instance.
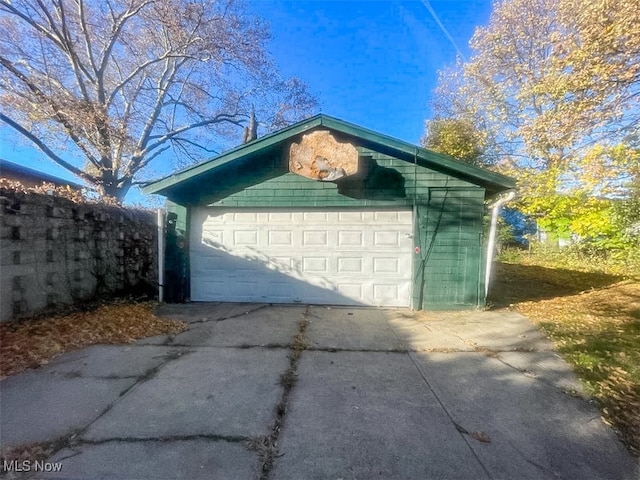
[306,346,408,353]
[489,352,588,401]
[507,440,570,480]
[169,304,270,327]
[17,349,195,467]
[384,317,494,479]
[47,435,254,471]
[246,306,310,480]
[405,351,494,480]
[166,343,290,350]
[394,318,582,398]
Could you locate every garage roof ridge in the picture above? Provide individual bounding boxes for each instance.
[141,114,515,197]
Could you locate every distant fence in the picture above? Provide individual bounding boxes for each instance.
[0,189,158,322]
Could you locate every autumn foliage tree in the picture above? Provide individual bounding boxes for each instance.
[429,0,640,249]
[0,0,317,201]
[422,118,485,166]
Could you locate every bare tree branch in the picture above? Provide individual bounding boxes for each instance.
[0,0,318,200]
[0,55,102,166]
[142,113,244,155]
[0,112,95,183]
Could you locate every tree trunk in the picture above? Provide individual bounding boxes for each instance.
[100,170,125,202]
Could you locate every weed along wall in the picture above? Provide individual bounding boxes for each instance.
[0,189,158,323]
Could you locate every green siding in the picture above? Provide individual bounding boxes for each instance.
[142,114,516,198]
[412,189,485,309]
[145,119,514,309]
[204,152,480,209]
[183,144,486,310]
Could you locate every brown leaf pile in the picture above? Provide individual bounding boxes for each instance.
[1,442,56,468]
[0,302,187,379]
[0,178,89,204]
[0,178,126,207]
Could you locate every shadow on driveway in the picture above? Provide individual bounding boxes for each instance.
[0,304,637,479]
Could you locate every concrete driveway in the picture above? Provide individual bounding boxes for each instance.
[1,304,637,479]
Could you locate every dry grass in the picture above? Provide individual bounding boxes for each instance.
[490,252,640,455]
[0,302,187,379]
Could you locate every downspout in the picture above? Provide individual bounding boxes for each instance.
[157,209,165,302]
[412,148,418,309]
[485,191,516,300]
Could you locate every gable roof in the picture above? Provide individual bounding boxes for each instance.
[142,114,515,199]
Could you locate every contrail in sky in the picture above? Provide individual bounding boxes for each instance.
[420,0,467,61]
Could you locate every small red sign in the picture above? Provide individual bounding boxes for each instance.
[415,246,421,254]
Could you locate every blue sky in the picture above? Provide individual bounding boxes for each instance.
[0,0,492,203]
[252,0,491,142]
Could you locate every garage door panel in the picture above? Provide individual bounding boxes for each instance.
[337,257,363,273]
[233,230,258,246]
[336,283,363,299]
[303,211,328,222]
[338,231,363,247]
[373,283,399,301]
[268,211,294,223]
[268,281,296,300]
[269,230,293,246]
[302,257,328,273]
[338,211,363,222]
[192,280,226,300]
[191,208,413,307]
[269,256,293,270]
[302,230,328,246]
[374,211,401,222]
[374,230,401,246]
[373,257,400,273]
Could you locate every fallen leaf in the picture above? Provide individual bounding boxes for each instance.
[0,302,187,378]
[471,431,491,443]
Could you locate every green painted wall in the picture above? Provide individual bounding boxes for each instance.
[185,147,486,309]
[200,150,477,207]
[412,189,485,309]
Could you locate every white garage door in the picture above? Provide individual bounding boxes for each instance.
[190,208,414,306]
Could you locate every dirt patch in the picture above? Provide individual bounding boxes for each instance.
[0,302,187,379]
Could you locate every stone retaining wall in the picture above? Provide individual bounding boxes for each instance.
[0,189,157,322]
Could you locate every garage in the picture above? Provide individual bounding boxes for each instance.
[143,114,515,309]
[190,208,414,306]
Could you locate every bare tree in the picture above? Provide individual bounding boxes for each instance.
[0,0,317,200]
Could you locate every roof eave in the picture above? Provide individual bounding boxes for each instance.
[318,116,515,194]
[141,115,323,195]
[142,114,516,198]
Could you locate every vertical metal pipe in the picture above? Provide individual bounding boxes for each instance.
[157,209,165,303]
[485,191,515,299]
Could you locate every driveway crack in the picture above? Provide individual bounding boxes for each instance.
[487,352,586,399]
[79,434,248,445]
[509,442,568,479]
[179,304,269,326]
[19,350,193,467]
[384,315,494,480]
[247,306,310,480]
[32,434,251,467]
